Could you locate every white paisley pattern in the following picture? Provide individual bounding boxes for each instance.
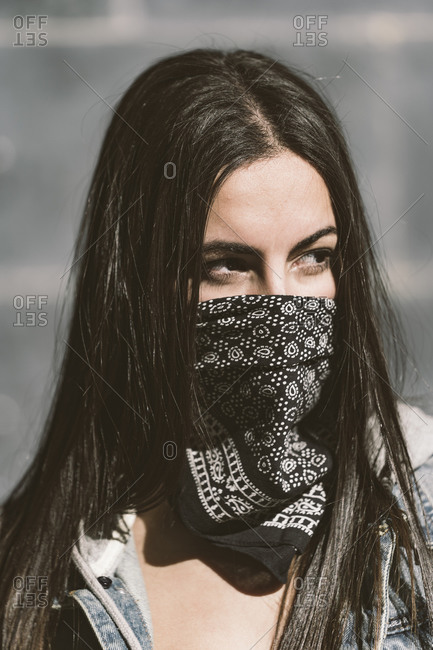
[174,293,337,581]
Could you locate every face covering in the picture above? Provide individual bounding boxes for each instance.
[173,293,337,584]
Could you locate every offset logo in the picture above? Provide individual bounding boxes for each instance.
[13,295,48,327]
[293,15,328,47]
[13,15,48,47]
[12,576,48,608]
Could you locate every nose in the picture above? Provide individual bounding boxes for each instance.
[253,266,288,296]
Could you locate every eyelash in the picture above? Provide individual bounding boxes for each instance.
[202,249,335,285]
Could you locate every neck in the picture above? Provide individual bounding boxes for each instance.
[133,499,292,596]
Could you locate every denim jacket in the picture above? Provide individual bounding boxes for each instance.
[53,403,433,649]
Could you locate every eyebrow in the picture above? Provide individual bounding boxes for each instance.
[202,227,338,258]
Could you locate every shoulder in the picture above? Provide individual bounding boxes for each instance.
[397,402,433,470]
[396,401,433,510]
[368,401,433,539]
[392,403,433,542]
[412,454,433,545]
[368,401,433,473]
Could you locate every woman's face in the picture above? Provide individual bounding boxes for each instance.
[199,151,337,303]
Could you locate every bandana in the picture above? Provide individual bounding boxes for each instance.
[173,293,337,583]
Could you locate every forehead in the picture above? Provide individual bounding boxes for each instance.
[205,152,336,243]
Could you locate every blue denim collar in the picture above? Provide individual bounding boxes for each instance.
[71,513,154,648]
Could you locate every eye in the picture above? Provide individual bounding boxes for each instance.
[294,249,335,275]
[201,257,250,285]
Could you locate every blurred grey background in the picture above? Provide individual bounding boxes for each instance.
[1,0,432,501]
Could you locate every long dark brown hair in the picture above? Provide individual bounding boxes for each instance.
[1,48,432,649]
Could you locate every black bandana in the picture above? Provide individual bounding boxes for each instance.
[174,293,337,583]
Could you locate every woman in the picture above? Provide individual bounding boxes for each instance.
[1,48,433,649]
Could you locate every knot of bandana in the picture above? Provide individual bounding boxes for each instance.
[173,293,337,583]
